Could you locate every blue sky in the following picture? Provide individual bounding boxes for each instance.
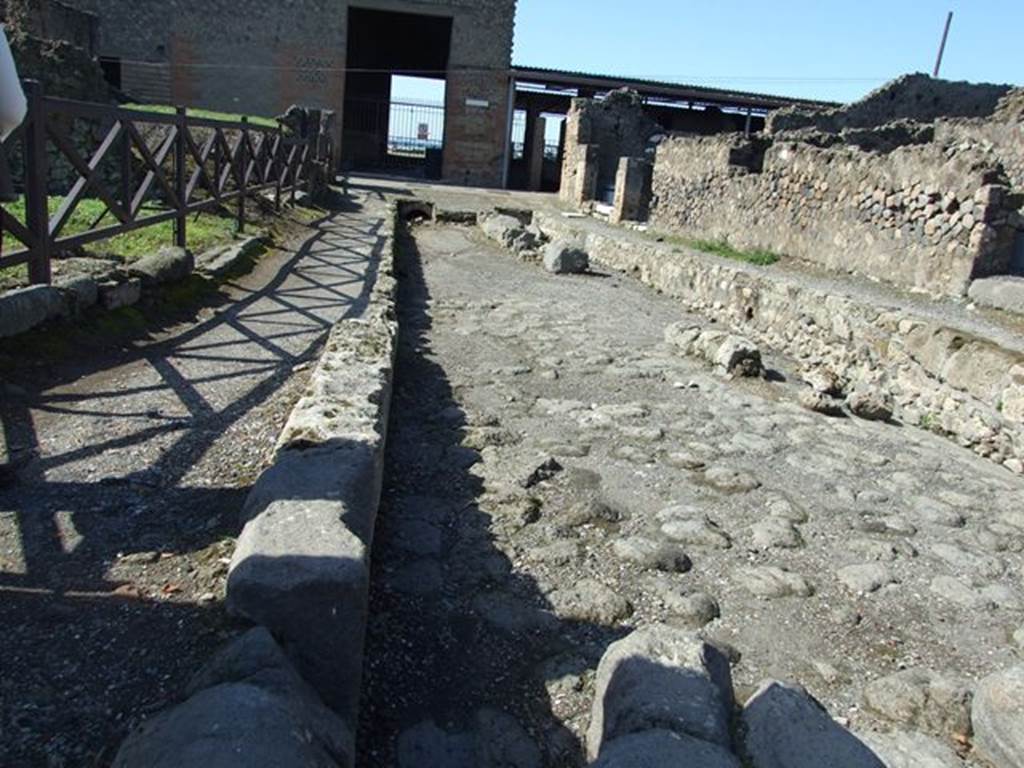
[511,0,1023,104]
[390,1,1022,145]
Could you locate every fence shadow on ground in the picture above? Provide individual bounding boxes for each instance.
[0,193,384,765]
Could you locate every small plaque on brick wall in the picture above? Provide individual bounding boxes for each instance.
[465,98,490,108]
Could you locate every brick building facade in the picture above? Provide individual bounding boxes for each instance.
[60,0,517,187]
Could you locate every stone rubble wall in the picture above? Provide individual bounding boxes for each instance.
[114,205,400,768]
[648,131,1022,296]
[559,90,661,205]
[535,211,1024,474]
[766,73,1013,134]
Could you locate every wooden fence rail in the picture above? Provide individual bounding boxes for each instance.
[0,80,330,285]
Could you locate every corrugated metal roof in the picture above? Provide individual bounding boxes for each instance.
[511,65,838,110]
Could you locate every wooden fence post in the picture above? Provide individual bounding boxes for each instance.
[22,79,51,285]
[237,116,247,234]
[274,123,282,212]
[174,105,187,248]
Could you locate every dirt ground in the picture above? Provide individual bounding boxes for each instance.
[358,219,1024,767]
[0,198,386,767]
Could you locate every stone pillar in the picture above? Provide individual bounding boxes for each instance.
[527,115,546,191]
[611,156,650,223]
[573,144,599,208]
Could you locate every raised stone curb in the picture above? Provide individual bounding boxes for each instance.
[114,205,399,768]
[0,284,67,338]
[196,236,265,278]
[536,211,1024,472]
[228,207,396,737]
[126,246,195,287]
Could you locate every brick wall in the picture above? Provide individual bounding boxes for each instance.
[63,0,516,186]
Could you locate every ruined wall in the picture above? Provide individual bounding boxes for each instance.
[559,90,661,204]
[936,89,1024,191]
[1,0,108,101]
[649,133,1020,296]
[768,73,1013,134]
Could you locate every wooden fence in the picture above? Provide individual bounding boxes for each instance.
[0,80,331,284]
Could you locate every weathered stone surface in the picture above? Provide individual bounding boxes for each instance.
[396,708,541,768]
[741,680,885,768]
[972,664,1024,768]
[195,237,264,277]
[55,275,99,312]
[113,628,353,768]
[587,624,734,759]
[664,322,762,376]
[703,465,760,493]
[591,729,740,768]
[837,563,895,594]
[859,730,963,768]
[542,240,589,274]
[276,310,397,451]
[968,276,1024,316]
[749,517,803,550]
[548,578,633,624]
[804,367,845,397]
[847,390,894,422]
[736,566,813,598]
[99,278,142,310]
[714,335,763,377]
[228,450,374,722]
[799,388,845,416]
[861,668,973,742]
[612,536,692,572]
[479,213,540,254]
[127,246,194,286]
[658,507,732,549]
[0,285,66,338]
[659,588,721,627]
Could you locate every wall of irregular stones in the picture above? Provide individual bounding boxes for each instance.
[648,128,1022,297]
[767,73,1013,133]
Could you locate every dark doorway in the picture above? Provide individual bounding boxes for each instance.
[342,7,452,176]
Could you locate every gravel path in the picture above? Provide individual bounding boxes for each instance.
[0,197,386,766]
[359,220,1024,767]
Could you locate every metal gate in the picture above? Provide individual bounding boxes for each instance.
[341,99,444,177]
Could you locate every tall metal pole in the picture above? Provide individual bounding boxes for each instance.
[933,11,953,78]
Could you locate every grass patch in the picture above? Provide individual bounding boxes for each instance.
[686,238,781,266]
[123,103,279,129]
[643,230,782,266]
[1,197,239,263]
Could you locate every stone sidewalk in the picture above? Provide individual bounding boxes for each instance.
[0,196,386,766]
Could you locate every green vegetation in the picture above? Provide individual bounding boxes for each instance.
[123,103,279,129]
[686,238,781,266]
[2,197,238,261]
[644,230,782,266]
